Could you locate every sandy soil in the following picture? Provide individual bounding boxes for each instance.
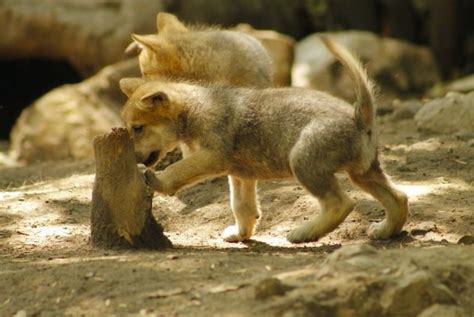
[0,117,473,316]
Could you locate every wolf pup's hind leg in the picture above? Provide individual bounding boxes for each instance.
[287,136,355,243]
[287,173,354,243]
[349,160,408,239]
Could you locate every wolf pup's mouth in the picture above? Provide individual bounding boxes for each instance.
[143,150,160,167]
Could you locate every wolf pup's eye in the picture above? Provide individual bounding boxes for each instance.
[132,125,144,135]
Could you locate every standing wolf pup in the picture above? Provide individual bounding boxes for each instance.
[120,37,408,243]
[126,12,273,88]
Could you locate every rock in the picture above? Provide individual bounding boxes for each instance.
[445,74,474,94]
[390,99,423,122]
[320,243,379,274]
[417,304,469,317]
[410,221,438,236]
[235,24,295,87]
[377,101,396,116]
[9,59,140,163]
[292,31,440,103]
[257,246,472,317]
[325,243,378,262]
[415,92,474,134]
[380,270,456,317]
[0,0,165,76]
[255,277,293,300]
[455,130,474,141]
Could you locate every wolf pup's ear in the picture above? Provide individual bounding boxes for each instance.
[156,12,188,34]
[119,78,145,97]
[140,91,169,109]
[123,41,141,56]
[131,34,166,54]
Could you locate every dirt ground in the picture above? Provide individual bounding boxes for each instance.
[0,116,473,317]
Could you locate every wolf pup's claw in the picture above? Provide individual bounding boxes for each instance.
[144,169,158,189]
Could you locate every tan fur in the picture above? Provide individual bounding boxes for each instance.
[121,36,408,243]
[128,12,273,88]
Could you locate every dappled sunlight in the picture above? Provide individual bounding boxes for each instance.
[1,175,92,249]
[397,177,473,199]
[34,254,131,266]
[397,184,433,198]
[405,138,443,152]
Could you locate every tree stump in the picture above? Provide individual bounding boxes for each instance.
[90,127,171,249]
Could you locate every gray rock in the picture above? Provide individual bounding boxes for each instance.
[445,74,474,94]
[455,130,474,141]
[415,92,474,134]
[390,99,423,122]
[9,59,140,163]
[410,221,438,236]
[325,243,378,262]
[257,246,472,317]
[255,277,293,300]
[380,270,456,317]
[292,31,440,103]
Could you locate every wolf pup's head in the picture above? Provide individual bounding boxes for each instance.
[125,13,188,78]
[119,77,185,167]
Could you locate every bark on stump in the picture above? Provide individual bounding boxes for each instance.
[91,127,171,249]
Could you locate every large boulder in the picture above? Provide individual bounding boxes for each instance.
[9,59,140,163]
[292,31,441,102]
[0,0,164,76]
[415,92,474,134]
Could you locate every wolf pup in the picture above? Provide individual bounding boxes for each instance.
[126,12,274,236]
[126,12,273,88]
[120,38,409,243]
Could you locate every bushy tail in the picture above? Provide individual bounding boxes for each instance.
[321,36,375,131]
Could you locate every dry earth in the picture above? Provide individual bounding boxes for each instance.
[0,117,473,316]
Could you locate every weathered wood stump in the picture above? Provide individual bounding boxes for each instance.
[90,127,171,249]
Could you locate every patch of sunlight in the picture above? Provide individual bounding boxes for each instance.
[35,225,70,238]
[0,191,22,200]
[18,223,76,246]
[397,184,433,198]
[406,138,442,152]
[36,254,131,266]
[397,178,472,199]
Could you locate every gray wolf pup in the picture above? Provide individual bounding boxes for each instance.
[120,37,409,243]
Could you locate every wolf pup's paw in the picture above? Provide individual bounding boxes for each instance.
[287,229,316,244]
[367,220,396,239]
[222,225,251,243]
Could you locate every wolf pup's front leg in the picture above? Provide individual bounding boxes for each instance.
[144,150,228,196]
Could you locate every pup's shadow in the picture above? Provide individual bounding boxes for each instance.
[176,177,229,215]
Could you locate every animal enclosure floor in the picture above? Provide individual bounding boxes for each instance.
[0,118,473,316]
